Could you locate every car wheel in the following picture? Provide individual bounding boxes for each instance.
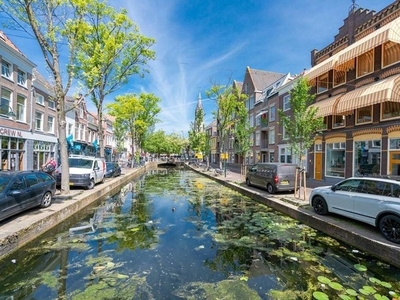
[40,192,52,208]
[86,179,95,190]
[312,196,328,215]
[267,183,276,194]
[246,178,251,186]
[379,215,400,244]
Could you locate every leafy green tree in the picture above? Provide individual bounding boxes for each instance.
[143,130,167,157]
[278,77,323,167]
[112,119,128,158]
[232,92,252,175]
[206,85,246,172]
[188,104,208,163]
[0,0,101,194]
[107,93,161,163]
[73,1,156,158]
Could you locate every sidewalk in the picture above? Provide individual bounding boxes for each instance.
[194,165,341,206]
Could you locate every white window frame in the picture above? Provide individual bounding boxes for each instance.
[283,95,290,111]
[255,131,260,146]
[17,69,26,86]
[35,111,43,131]
[36,93,45,105]
[1,60,12,79]
[269,105,276,122]
[47,115,54,133]
[269,127,275,145]
[48,99,55,110]
[16,94,26,122]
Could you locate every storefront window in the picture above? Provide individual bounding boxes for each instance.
[326,142,345,177]
[354,140,381,176]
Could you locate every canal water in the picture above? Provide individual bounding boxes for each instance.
[0,169,400,300]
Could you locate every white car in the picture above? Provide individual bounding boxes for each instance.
[55,155,106,190]
[309,177,400,244]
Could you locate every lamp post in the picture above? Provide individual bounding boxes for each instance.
[0,105,16,119]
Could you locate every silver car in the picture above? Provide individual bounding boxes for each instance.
[309,177,400,244]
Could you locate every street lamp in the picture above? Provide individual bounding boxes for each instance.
[0,104,16,119]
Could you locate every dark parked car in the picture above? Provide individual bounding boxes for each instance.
[0,170,56,222]
[105,162,122,178]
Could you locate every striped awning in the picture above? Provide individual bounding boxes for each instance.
[304,54,338,80]
[335,74,400,114]
[338,18,400,65]
[309,94,343,117]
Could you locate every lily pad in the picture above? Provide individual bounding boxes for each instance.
[354,264,367,272]
[313,291,329,300]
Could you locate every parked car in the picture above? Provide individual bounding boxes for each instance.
[105,162,121,178]
[55,155,106,190]
[245,163,299,194]
[0,170,56,222]
[309,177,400,244]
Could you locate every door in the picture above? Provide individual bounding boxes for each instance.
[315,152,322,180]
[0,176,28,220]
[328,179,360,218]
[389,151,400,176]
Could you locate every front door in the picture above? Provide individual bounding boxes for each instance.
[315,152,322,180]
[389,151,400,176]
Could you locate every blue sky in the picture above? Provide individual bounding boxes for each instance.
[1,0,394,135]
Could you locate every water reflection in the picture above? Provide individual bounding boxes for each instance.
[0,169,399,299]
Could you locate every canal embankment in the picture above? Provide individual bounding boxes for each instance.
[190,164,400,269]
[1,162,400,269]
[0,165,147,260]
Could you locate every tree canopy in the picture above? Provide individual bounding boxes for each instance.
[278,77,324,167]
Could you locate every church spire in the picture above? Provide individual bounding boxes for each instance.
[196,91,203,111]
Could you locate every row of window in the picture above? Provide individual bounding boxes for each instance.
[317,41,400,93]
[1,87,55,133]
[1,60,27,87]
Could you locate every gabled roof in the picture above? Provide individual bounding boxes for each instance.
[247,67,286,91]
[0,30,24,55]
[233,80,243,92]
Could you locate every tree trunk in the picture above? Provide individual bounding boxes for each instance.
[58,94,70,194]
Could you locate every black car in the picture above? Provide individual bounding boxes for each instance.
[105,162,122,178]
[0,170,56,222]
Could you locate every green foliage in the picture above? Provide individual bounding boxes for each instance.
[143,130,186,156]
[72,1,156,157]
[107,93,161,155]
[278,77,324,166]
[188,104,209,160]
[206,85,249,165]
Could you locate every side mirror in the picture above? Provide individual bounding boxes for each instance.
[331,185,336,191]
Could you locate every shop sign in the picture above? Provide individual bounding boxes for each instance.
[0,127,23,137]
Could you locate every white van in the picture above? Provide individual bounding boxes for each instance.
[55,155,106,189]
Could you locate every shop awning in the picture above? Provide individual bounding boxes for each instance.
[304,54,338,80]
[337,19,400,65]
[335,74,400,114]
[309,94,343,117]
[255,109,268,118]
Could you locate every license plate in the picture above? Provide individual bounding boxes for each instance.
[281,180,289,185]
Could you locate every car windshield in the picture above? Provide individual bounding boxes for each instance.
[68,158,93,169]
[0,176,10,193]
